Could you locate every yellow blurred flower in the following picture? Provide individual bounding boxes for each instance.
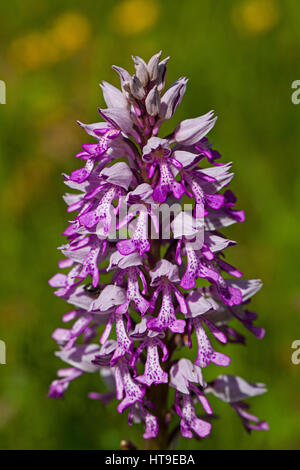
[111,0,160,36]
[8,11,91,70]
[232,0,279,36]
[9,32,59,70]
[50,12,91,55]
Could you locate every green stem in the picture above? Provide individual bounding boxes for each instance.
[143,240,171,449]
[145,382,169,450]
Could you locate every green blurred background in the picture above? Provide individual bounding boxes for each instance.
[0,0,299,450]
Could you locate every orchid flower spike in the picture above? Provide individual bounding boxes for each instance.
[49,52,267,449]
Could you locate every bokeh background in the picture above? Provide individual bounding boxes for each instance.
[0,0,299,450]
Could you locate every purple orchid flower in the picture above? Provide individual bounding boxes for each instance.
[60,234,107,288]
[48,344,103,398]
[206,374,269,433]
[114,357,146,413]
[49,52,267,448]
[142,137,184,203]
[69,128,121,183]
[146,260,187,334]
[115,266,150,316]
[128,402,159,440]
[175,392,212,439]
[132,336,168,386]
[100,310,134,365]
[116,205,156,256]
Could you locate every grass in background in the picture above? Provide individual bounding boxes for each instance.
[0,0,300,449]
